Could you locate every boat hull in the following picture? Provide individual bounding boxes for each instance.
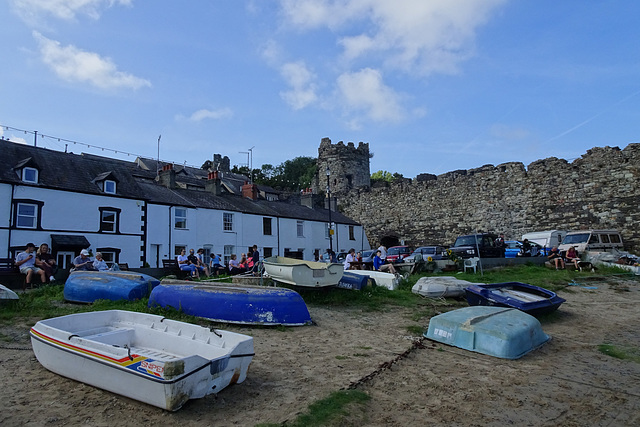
[263,256,343,287]
[412,277,476,298]
[464,282,565,317]
[347,270,399,290]
[336,271,370,290]
[149,280,313,326]
[30,310,253,411]
[63,270,160,303]
[425,306,549,359]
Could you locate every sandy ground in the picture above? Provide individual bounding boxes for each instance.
[1,275,639,426]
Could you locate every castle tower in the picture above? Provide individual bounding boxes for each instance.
[314,137,371,196]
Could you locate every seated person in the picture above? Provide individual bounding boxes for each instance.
[547,246,565,270]
[209,253,225,276]
[373,250,397,274]
[250,245,260,273]
[177,249,199,278]
[93,252,110,271]
[564,246,580,269]
[518,239,532,257]
[73,249,98,271]
[36,243,58,282]
[16,242,47,286]
[343,248,358,270]
[228,254,246,275]
[187,248,206,278]
[196,248,210,277]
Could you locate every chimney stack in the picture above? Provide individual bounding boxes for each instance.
[205,170,222,195]
[241,181,258,200]
[157,163,176,188]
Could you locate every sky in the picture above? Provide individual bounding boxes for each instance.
[1,0,639,178]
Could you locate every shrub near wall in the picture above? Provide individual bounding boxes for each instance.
[340,144,640,252]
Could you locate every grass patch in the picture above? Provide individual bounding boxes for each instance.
[335,355,349,360]
[352,353,369,357]
[256,389,370,427]
[598,344,640,363]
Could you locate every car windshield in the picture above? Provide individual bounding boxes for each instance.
[362,250,374,258]
[562,233,589,244]
[387,247,401,255]
[454,236,478,246]
[418,247,435,255]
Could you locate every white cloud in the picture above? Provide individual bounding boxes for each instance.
[336,68,404,125]
[33,31,151,90]
[280,0,507,76]
[279,61,318,110]
[187,108,234,122]
[12,0,132,22]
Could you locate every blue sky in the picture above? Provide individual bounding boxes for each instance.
[2,0,639,178]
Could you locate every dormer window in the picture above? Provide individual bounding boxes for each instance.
[104,180,116,194]
[22,167,38,183]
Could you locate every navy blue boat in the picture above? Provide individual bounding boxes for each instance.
[336,271,370,291]
[64,271,160,303]
[464,282,565,317]
[148,280,313,326]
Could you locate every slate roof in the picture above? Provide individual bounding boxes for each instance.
[0,139,359,225]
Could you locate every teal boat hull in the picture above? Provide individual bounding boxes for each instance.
[425,306,549,359]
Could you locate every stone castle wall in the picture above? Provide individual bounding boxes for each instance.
[338,144,640,251]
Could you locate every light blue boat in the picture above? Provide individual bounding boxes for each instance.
[424,306,549,359]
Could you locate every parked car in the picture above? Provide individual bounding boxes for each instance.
[404,246,447,262]
[385,246,412,262]
[505,240,544,258]
[449,233,503,259]
[360,249,375,269]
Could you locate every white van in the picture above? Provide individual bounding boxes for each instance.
[559,230,624,253]
[521,230,568,255]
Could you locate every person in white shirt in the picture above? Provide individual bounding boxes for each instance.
[93,252,109,271]
[343,248,356,270]
[377,245,387,261]
[15,242,46,286]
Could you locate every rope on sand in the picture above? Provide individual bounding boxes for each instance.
[344,337,428,390]
[0,343,32,351]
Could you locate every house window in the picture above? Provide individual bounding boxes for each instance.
[16,203,37,228]
[99,207,121,233]
[100,210,117,233]
[263,217,272,235]
[224,245,234,265]
[22,167,38,183]
[349,225,355,240]
[223,212,234,232]
[175,208,187,229]
[174,245,186,257]
[104,180,116,194]
[297,220,304,237]
[263,247,273,258]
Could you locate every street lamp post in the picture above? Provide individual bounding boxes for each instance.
[326,166,333,254]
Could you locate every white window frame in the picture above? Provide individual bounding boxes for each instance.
[297,220,304,238]
[101,251,116,268]
[175,208,187,229]
[22,167,38,183]
[100,210,117,233]
[104,179,116,194]
[223,212,234,232]
[16,203,37,228]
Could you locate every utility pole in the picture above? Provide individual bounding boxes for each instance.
[326,166,333,253]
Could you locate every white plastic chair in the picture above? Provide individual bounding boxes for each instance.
[464,257,480,274]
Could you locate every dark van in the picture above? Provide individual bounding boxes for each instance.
[449,233,503,259]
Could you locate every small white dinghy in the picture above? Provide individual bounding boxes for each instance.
[263,256,344,287]
[0,284,19,301]
[30,310,254,411]
[412,277,480,298]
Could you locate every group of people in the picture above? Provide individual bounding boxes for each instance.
[341,245,398,275]
[15,243,113,288]
[547,245,580,270]
[176,245,260,278]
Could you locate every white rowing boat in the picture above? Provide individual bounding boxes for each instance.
[346,270,400,290]
[263,256,343,287]
[30,310,254,411]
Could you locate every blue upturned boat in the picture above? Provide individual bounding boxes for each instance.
[64,271,160,303]
[425,306,550,359]
[464,282,565,317]
[148,280,313,326]
[336,271,370,291]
